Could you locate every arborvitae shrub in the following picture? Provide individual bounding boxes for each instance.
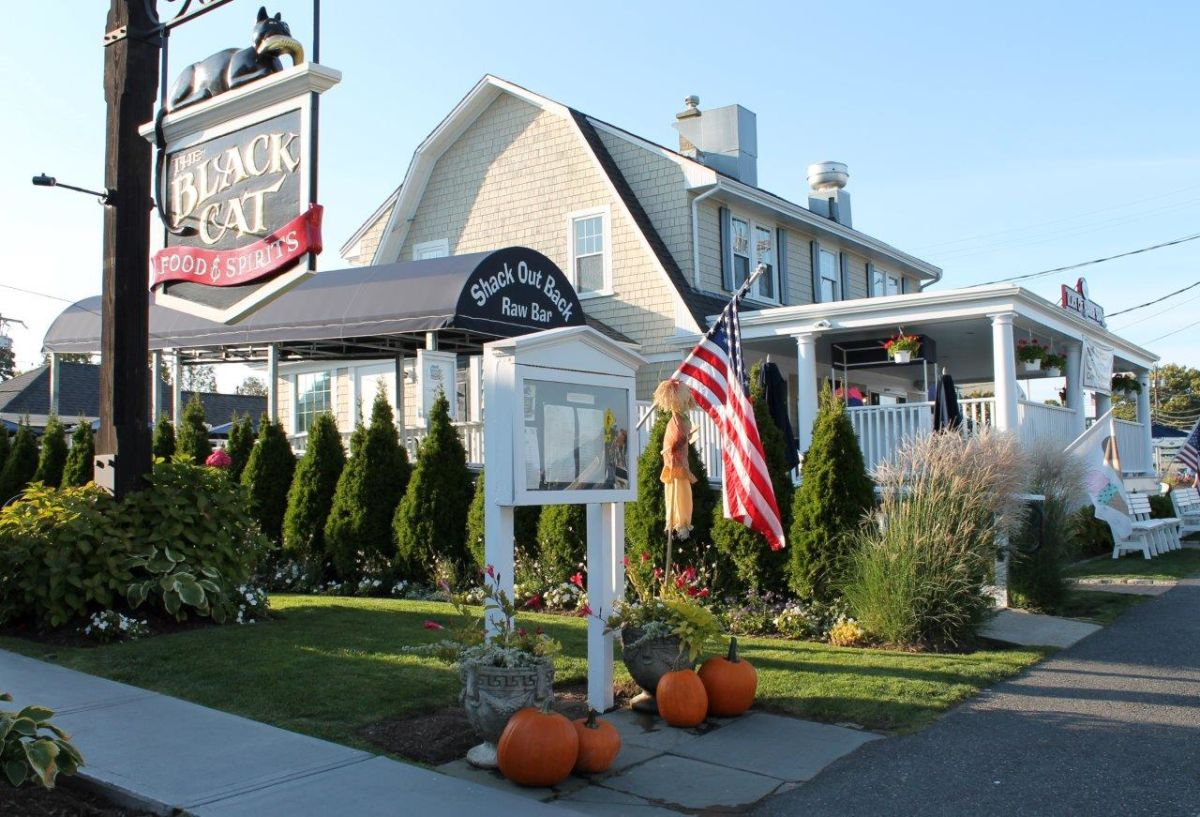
[152,412,176,460]
[535,504,587,585]
[711,364,794,593]
[788,386,875,601]
[0,423,38,502]
[394,393,474,583]
[62,421,95,487]
[176,394,212,464]
[625,411,716,571]
[33,416,68,488]
[0,424,10,475]
[227,413,255,481]
[324,391,410,579]
[240,416,296,544]
[465,470,540,572]
[283,413,346,572]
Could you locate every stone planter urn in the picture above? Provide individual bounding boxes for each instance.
[460,659,554,768]
[621,627,695,714]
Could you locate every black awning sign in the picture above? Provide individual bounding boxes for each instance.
[456,247,585,335]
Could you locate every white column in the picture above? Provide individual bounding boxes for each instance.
[1064,342,1084,438]
[171,351,183,425]
[468,355,483,422]
[395,354,407,450]
[794,332,819,455]
[48,352,61,417]
[150,350,163,422]
[482,348,516,635]
[1095,391,1112,420]
[586,502,622,711]
[266,344,279,422]
[989,313,1018,433]
[1137,369,1154,475]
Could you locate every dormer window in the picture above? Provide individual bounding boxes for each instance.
[567,206,612,297]
[873,266,901,297]
[727,213,779,303]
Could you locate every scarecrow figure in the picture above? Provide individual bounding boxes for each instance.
[654,379,697,541]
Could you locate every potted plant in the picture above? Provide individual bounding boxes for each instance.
[606,554,721,714]
[1041,351,1066,378]
[1016,339,1045,373]
[1112,373,1142,395]
[407,566,561,769]
[883,331,920,364]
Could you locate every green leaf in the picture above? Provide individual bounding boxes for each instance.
[164,590,181,616]
[13,717,37,736]
[4,759,26,787]
[200,566,221,579]
[17,706,53,724]
[24,738,60,788]
[177,580,206,607]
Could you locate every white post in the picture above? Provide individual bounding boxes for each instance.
[794,332,819,454]
[150,349,163,422]
[989,313,1018,433]
[482,348,516,634]
[468,355,483,422]
[1137,369,1154,475]
[586,502,621,711]
[1095,391,1112,420]
[48,352,61,417]
[1064,342,1084,438]
[395,355,406,447]
[171,350,183,425]
[266,344,279,422]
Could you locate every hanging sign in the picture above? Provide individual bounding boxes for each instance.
[140,6,340,324]
[1060,278,1106,328]
[453,247,586,335]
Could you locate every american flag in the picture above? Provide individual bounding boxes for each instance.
[672,268,785,551]
[1176,418,1200,474]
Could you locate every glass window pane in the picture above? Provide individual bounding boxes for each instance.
[734,255,751,287]
[296,371,332,434]
[732,219,750,258]
[576,253,604,293]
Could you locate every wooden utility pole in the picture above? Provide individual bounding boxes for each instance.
[98,0,158,497]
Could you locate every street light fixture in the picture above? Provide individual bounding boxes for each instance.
[31,173,115,206]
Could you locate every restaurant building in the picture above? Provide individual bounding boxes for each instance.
[43,75,1159,477]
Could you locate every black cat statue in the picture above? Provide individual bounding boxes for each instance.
[167,6,304,112]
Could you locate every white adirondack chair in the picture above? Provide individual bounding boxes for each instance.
[1169,487,1200,536]
[1127,493,1180,554]
[1093,502,1155,560]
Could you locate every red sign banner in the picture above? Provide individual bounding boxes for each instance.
[151,204,323,289]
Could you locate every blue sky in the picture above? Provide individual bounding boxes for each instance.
[3,0,1199,385]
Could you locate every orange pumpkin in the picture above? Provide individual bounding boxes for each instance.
[497,703,579,787]
[572,708,621,774]
[656,668,708,727]
[699,637,757,717]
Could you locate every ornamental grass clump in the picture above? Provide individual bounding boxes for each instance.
[843,429,1027,649]
[1008,443,1086,611]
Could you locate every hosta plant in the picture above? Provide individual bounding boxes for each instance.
[1,693,84,789]
[126,545,227,622]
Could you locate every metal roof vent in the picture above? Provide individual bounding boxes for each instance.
[807,161,849,191]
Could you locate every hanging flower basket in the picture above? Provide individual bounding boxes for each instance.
[883,331,920,364]
[1041,352,1066,378]
[1016,339,1045,373]
[1111,373,1142,395]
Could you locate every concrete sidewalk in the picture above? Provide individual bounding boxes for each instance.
[0,649,579,816]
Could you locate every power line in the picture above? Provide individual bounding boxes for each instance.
[969,231,1200,287]
[1111,289,1200,331]
[1141,316,1200,345]
[1108,279,1200,318]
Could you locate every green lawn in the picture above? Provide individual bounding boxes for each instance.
[1067,547,1200,583]
[1051,589,1149,625]
[0,595,1046,748]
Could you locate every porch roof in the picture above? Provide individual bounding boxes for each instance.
[727,284,1158,373]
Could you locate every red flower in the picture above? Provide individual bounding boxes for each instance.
[683,566,697,582]
[205,449,232,469]
[570,571,585,588]
[698,588,710,598]
[686,586,698,597]
[640,552,652,562]
[485,564,496,579]
[623,555,631,567]
[423,620,444,630]
[577,603,593,617]
[525,594,544,610]
[653,568,664,580]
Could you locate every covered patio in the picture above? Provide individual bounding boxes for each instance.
[720,284,1158,477]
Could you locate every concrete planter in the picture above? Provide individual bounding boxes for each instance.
[460,659,554,768]
[621,627,694,713]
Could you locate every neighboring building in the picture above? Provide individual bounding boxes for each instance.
[0,362,265,432]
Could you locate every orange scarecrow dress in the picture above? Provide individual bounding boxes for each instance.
[660,411,697,539]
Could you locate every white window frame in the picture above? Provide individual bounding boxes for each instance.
[292,368,336,435]
[566,206,613,298]
[873,266,901,297]
[730,213,780,305]
[819,248,840,302]
[412,238,449,260]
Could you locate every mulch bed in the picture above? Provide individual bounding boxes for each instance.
[361,680,639,766]
[1,612,219,650]
[0,782,155,817]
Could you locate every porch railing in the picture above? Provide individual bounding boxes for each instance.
[846,402,933,474]
[289,421,485,468]
[1114,418,1151,475]
[1016,400,1078,450]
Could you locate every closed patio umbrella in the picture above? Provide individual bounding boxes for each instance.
[933,368,962,432]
